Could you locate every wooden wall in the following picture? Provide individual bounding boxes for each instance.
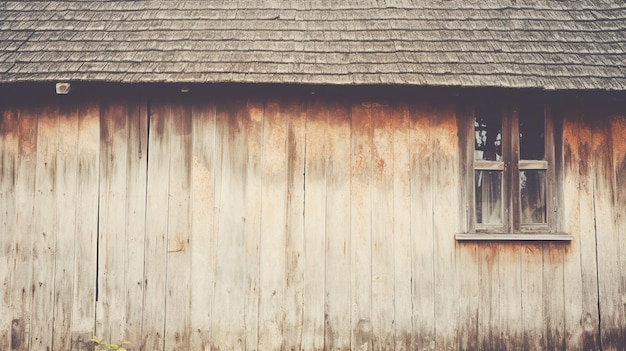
[0,87,624,350]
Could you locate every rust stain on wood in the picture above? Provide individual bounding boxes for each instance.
[1,108,19,149]
[191,155,214,222]
[10,319,24,350]
[168,236,187,252]
[610,114,626,175]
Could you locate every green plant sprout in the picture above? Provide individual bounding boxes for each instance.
[90,336,131,351]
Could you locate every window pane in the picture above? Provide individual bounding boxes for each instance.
[474,106,502,161]
[519,105,544,160]
[520,170,547,224]
[475,170,502,225]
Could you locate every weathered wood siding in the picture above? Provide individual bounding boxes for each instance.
[0,88,624,350]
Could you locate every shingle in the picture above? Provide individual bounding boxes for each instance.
[0,0,624,90]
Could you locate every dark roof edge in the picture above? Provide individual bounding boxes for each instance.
[1,81,625,104]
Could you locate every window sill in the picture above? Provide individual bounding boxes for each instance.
[455,233,573,242]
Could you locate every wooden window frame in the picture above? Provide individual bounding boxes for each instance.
[456,100,572,241]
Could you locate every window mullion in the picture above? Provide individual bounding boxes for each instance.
[506,106,521,232]
[545,105,556,232]
[463,105,476,233]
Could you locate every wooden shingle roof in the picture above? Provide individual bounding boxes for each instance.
[1,0,625,90]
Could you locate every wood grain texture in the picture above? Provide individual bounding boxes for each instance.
[324,98,351,351]
[96,101,129,343]
[123,101,148,349]
[211,100,247,350]
[72,101,100,350]
[371,103,395,350]
[301,98,327,351]
[0,105,18,351]
[391,103,412,351]
[258,98,288,350]
[189,99,217,351]
[457,243,479,351]
[593,111,623,350]
[409,102,435,350]
[498,243,523,350]
[30,105,58,350]
[575,112,601,350]
[164,99,193,350]
[242,99,264,351]
[543,243,565,350]
[283,98,306,350]
[609,113,626,348]
[52,100,79,351]
[11,106,39,351]
[561,110,585,350]
[477,243,498,350]
[142,101,171,351]
[349,101,372,351]
[522,244,543,351]
[431,104,458,351]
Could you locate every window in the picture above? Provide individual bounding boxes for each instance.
[457,99,571,241]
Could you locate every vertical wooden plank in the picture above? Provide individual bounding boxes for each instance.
[592,112,622,350]
[477,244,498,350]
[164,99,193,351]
[189,100,217,351]
[371,103,395,350]
[349,101,372,351]
[258,98,288,350]
[456,244,479,351]
[609,113,626,348]
[561,110,585,350]
[392,103,412,351]
[52,100,79,350]
[124,101,148,349]
[10,106,38,351]
[609,110,626,345]
[72,101,100,350]
[543,244,565,350]
[456,105,479,351]
[431,104,459,350]
[521,244,543,350]
[142,101,171,351]
[0,108,8,351]
[324,98,351,350]
[211,100,246,350]
[409,102,435,350]
[209,100,225,350]
[30,104,59,350]
[283,98,306,350]
[301,98,327,351]
[575,112,601,349]
[498,244,523,350]
[96,101,129,343]
[242,99,264,351]
[0,106,18,351]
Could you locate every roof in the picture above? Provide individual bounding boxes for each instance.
[0,1,625,90]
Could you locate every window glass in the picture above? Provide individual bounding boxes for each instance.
[519,105,545,160]
[520,170,547,224]
[474,106,502,161]
[475,170,502,224]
